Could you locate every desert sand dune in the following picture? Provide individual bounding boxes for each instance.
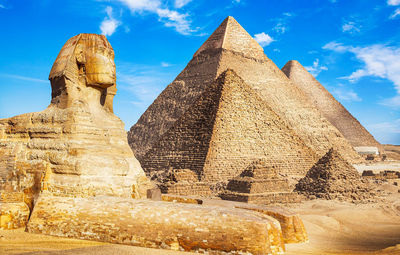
[2,192,399,255]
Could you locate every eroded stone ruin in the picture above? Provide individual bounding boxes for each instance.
[0,33,308,255]
[128,16,368,202]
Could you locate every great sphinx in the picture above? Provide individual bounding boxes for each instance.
[0,34,152,229]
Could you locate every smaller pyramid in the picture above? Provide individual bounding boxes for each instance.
[282,60,383,155]
[295,148,374,201]
[220,159,300,204]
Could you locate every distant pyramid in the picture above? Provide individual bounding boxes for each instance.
[282,60,383,154]
[141,70,317,188]
[295,148,373,201]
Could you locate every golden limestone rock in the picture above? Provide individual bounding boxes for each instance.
[27,194,286,254]
[0,34,153,229]
[281,60,383,156]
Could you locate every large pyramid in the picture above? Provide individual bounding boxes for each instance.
[282,60,383,154]
[128,16,360,165]
[141,69,317,188]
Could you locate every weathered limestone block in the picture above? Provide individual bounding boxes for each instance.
[0,34,153,228]
[157,169,212,197]
[162,194,203,204]
[160,194,308,244]
[0,192,30,229]
[27,193,286,255]
[232,204,308,244]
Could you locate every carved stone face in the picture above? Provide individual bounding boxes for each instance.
[76,44,116,89]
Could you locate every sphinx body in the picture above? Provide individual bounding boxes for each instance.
[0,34,152,229]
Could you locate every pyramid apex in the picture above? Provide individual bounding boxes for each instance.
[283,60,302,69]
[193,16,266,60]
[282,60,310,78]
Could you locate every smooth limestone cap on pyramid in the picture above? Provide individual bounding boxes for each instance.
[193,16,267,60]
[281,60,383,154]
[128,16,361,190]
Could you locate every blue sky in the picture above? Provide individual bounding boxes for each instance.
[0,0,399,144]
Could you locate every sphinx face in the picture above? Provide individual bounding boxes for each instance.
[84,46,116,89]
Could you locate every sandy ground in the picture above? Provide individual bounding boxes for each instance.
[285,196,400,254]
[1,168,400,254]
[384,145,400,161]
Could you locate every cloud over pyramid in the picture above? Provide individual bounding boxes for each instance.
[128,16,361,196]
[281,60,382,154]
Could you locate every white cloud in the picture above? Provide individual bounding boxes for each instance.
[254,32,274,47]
[156,8,193,35]
[274,22,287,34]
[174,0,191,8]
[370,119,400,133]
[304,59,328,77]
[118,0,194,35]
[380,95,400,108]
[161,62,171,67]
[323,42,400,108]
[342,21,360,34]
[100,6,120,36]
[118,0,161,11]
[0,73,47,84]
[271,12,294,35]
[388,0,400,6]
[390,8,400,19]
[368,119,400,144]
[331,86,361,102]
[323,41,348,52]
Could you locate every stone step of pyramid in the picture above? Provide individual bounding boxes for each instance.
[161,182,212,197]
[226,178,290,193]
[220,191,300,204]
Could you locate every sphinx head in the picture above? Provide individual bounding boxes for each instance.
[49,34,117,112]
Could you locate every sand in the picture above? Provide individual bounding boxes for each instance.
[0,229,195,255]
[1,165,400,255]
[3,194,399,255]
